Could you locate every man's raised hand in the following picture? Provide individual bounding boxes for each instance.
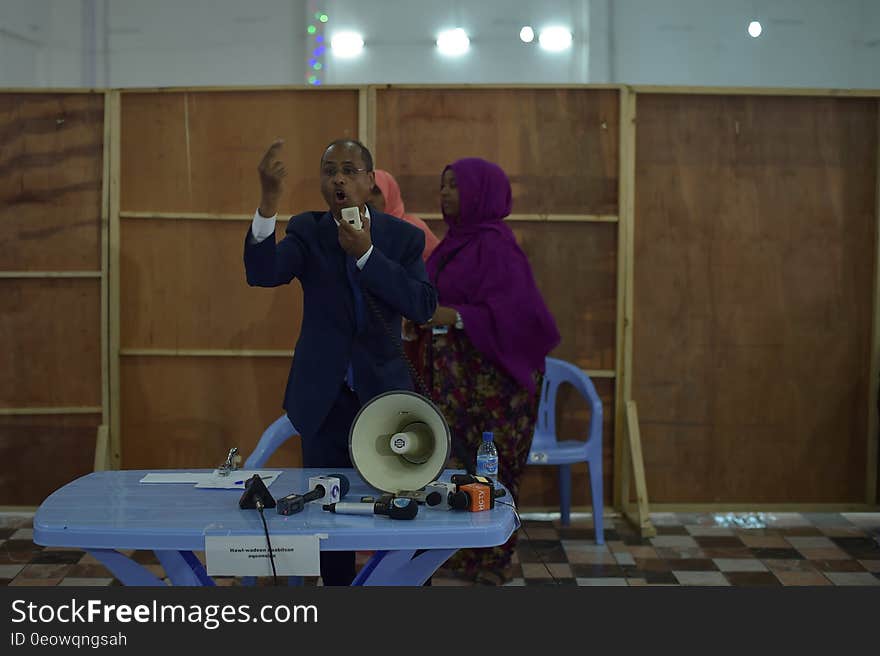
[258,139,286,218]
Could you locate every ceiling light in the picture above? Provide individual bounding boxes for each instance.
[748,21,762,38]
[437,28,470,56]
[520,26,535,43]
[331,31,364,58]
[538,26,572,52]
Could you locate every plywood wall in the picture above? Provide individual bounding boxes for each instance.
[6,84,875,512]
[375,88,619,216]
[633,94,878,503]
[0,92,105,505]
[0,415,99,506]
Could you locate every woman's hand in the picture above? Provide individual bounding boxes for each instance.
[420,306,458,329]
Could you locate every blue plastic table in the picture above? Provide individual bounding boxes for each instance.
[33,468,518,586]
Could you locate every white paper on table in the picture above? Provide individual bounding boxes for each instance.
[194,470,281,489]
[205,535,321,576]
[139,473,213,484]
[139,470,281,489]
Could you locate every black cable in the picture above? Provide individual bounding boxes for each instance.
[364,291,431,396]
[256,502,278,586]
[496,500,560,585]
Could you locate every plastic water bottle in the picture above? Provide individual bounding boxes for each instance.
[475,431,499,483]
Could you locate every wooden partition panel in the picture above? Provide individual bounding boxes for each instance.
[121,357,296,469]
[121,89,360,214]
[511,222,617,371]
[0,279,101,407]
[633,94,878,503]
[0,415,100,506]
[0,92,105,505]
[118,89,360,468]
[120,220,300,350]
[0,94,104,270]
[375,88,620,215]
[376,87,620,506]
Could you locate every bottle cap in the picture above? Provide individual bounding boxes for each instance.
[482,431,494,442]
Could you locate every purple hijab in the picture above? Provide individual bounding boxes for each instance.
[426,158,560,395]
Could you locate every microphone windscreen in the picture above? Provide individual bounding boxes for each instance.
[459,483,492,512]
[450,490,470,511]
[329,473,350,498]
[387,497,418,520]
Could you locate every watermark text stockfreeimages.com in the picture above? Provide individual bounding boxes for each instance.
[11,598,318,631]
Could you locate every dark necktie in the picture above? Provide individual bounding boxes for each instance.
[345,256,365,390]
[345,256,366,333]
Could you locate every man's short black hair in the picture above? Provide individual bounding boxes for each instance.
[322,139,374,171]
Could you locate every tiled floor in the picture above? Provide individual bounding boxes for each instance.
[3,511,879,586]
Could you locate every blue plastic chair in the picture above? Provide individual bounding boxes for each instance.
[527,357,604,543]
[242,414,300,586]
[244,414,297,469]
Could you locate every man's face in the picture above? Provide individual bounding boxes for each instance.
[320,143,375,220]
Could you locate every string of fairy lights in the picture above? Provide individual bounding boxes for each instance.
[305,7,328,85]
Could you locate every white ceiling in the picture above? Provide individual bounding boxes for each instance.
[1,0,878,88]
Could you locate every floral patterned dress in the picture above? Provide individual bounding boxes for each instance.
[412,327,541,582]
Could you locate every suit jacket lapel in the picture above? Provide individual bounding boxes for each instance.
[318,211,340,252]
[317,211,357,325]
[367,207,388,257]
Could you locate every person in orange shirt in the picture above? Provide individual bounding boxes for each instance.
[370,169,440,261]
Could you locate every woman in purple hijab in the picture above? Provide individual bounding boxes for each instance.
[410,157,560,585]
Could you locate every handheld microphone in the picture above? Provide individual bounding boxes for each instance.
[397,481,457,509]
[277,474,350,515]
[449,482,506,512]
[324,494,418,520]
[341,206,363,230]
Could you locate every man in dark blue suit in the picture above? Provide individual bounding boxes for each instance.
[244,138,436,585]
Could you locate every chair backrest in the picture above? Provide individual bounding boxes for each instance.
[531,357,603,450]
[243,414,297,469]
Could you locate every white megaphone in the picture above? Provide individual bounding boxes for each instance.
[348,390,451,493]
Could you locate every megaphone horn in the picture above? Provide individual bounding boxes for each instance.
[349,390,451,494]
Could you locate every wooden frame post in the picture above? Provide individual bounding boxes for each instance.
[358,85,377,158]
[621,400,655,536]
[613,87,656,536]
[869,102,880,505]
[108,90,122,469]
